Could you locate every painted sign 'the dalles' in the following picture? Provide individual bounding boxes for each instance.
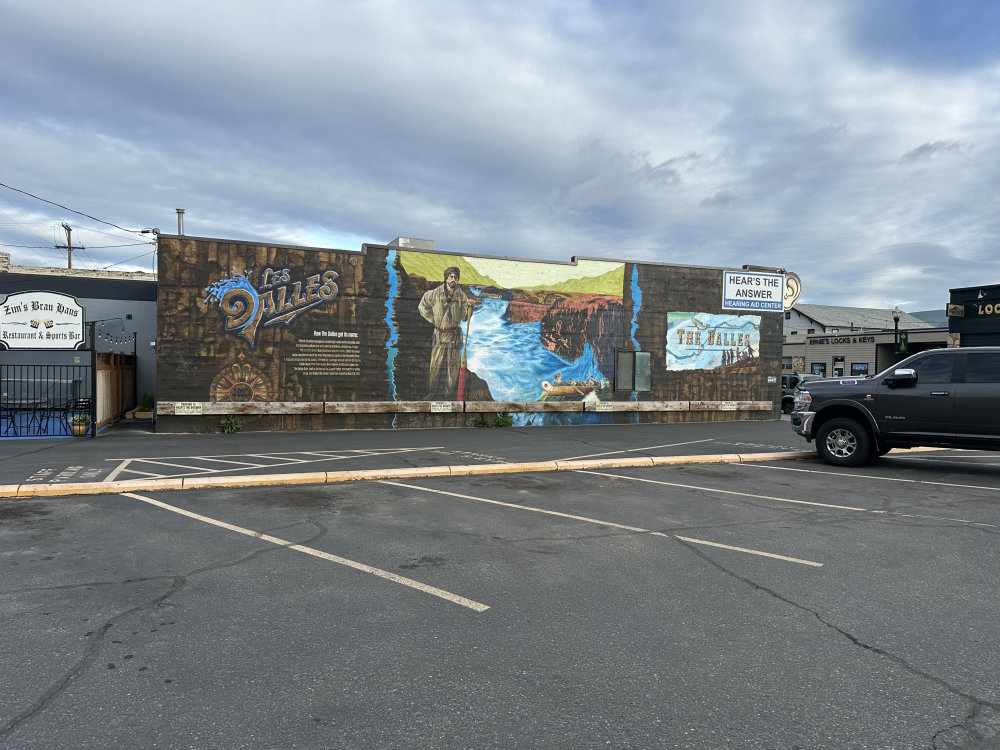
[204,266,340,347]
[0,291,85,350]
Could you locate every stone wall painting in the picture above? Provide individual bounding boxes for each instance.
[665,312,761,371]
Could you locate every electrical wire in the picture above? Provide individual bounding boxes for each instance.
[0,181,146,235]
[0,241,154,249]
[102,249,156,269]
[0,206,54,247]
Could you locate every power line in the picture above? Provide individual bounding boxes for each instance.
[0,206,55,247]
[0,181,146,235]
[0,241,154,249]
[90,242,156,249]
[102,249,157,269]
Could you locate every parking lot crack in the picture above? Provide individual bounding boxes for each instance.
[0,520,329,741]
[675,539,1000,719]
[0,573,185,741]
[934,703,1000,749]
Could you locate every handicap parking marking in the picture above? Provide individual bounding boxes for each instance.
[25,465,107,484]
[102,446,445,482]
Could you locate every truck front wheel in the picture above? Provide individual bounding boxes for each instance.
[816,417,872,467]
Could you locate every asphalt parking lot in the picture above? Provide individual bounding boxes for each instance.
[2,424,1000,749]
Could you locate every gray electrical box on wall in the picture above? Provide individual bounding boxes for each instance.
[617,351,651,391]
[634,351,651,391]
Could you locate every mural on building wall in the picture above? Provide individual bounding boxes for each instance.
[156,237,783,431]
[155,242,369,409]
[387,251,625,424]
[665,312,761,370]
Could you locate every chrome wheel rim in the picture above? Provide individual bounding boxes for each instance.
[825,428,857,458]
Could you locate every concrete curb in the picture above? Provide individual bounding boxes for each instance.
[0,450,817,499]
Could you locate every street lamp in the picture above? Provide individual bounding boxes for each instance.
[892,306,901,358]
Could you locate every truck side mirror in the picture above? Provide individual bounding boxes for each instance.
[885,367,917,387]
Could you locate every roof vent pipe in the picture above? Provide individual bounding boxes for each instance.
[176,208,185,235]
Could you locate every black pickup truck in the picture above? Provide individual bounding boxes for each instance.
[791,346,1000,466]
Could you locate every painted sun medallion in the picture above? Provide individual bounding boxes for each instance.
[211,363,270,402]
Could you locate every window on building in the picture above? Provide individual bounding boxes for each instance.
[784,311,791,320]
[807,328,815,334]
[790,330,798,336]
[811,363,826,376]
[851,363,869,376]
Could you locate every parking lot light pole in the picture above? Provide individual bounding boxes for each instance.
[892,306,901,362]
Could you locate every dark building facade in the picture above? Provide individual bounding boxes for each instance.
[950,284,1000,347]
[0,266,157,398]
[155,235,789,432]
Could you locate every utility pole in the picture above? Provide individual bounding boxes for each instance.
[55,223,84,269]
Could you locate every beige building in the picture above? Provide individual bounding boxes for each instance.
[783,304,942,377]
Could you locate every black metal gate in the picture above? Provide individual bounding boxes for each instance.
[0,363,95,437]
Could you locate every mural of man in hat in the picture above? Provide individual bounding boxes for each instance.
[418,266,472,398]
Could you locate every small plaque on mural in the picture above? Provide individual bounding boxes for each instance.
[430,401,454,412]
[718,401,738,410]
[594,401,615,411]
[175,402,203,415]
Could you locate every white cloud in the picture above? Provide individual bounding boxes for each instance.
[1,0,998,309]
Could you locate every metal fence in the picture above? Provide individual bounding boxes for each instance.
[0,364,94,437]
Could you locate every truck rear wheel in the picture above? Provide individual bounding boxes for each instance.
[816,417,872,467]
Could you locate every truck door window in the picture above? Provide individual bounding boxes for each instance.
[909,356,954,384]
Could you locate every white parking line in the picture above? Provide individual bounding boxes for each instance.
[106,447,445,462]
[102,459,209,482]
[577,470,870,512]
[379,480,823,567]
[742,463,999,527]
[901,456,1000,466]
[125,459,218,472]
[198,456,286,466]
[590,466,997,529]
[104,459,132,483]
[120,492,489,612]
[745,462,1000,493]
[672,536,823,567]
[103,446,446,482]
[560,439,715,461]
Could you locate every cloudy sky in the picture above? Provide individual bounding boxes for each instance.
[2,0,998,312]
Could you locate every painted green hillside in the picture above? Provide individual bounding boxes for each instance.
[528,265,625,296]
[399,251,623,295]
[398,252,499,287]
